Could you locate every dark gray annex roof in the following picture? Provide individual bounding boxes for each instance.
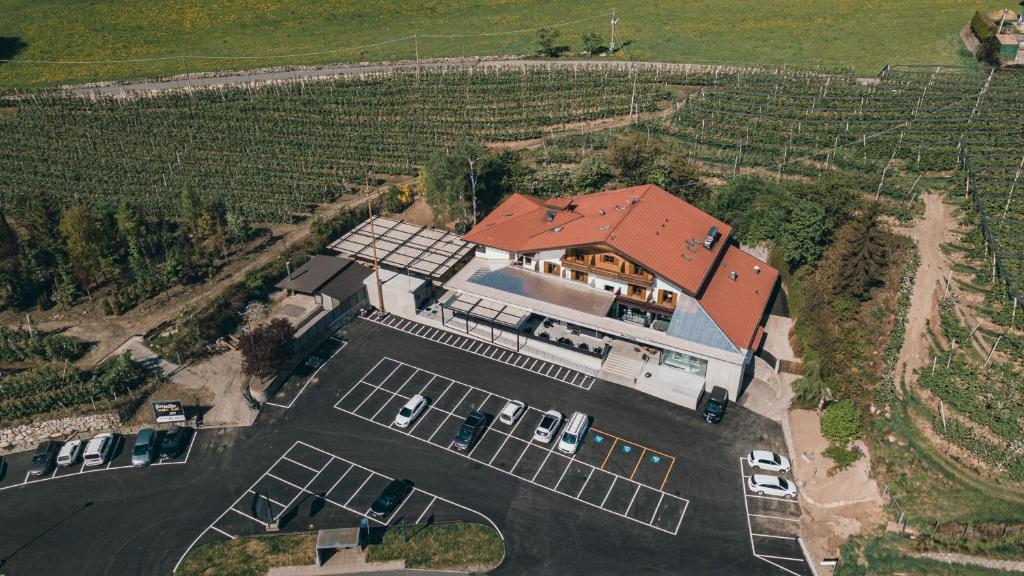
[442,292,531,328]
[329,217,474,280]
[319,262,372,301]
[275,255,350,294]
[468,266,615,317]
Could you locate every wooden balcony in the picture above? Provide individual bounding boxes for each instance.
[615,293,676,314]
[560,257,654,287]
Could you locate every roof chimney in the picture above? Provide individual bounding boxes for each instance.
[729,271,738,281]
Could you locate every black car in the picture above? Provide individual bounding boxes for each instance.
[453,410,487,451]
[369,479,414,518]
[702,386,729,423]
[29,440,60,477]
[159,426,193,459]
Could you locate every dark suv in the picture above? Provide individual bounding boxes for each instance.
[452,410,487,451]
[702,386,729,424]
[29,440,60,477]
[369,479,414,518]
[159,426,193,459]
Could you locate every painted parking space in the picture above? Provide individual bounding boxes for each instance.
[334,357,689,536]
[363,311,595,390]
[174,440,500,572]
[265,335,347,409]
[739,458,814,576]
[0,429,198,494]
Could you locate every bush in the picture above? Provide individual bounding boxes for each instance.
[823,443,861,472]
[821,399,863,445]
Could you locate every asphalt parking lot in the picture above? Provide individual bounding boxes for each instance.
[0,318,810,575]
[0,430,197,494]
[741,458,814,576]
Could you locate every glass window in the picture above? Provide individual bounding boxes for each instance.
[661,350,708,377]
[602,254,616,263]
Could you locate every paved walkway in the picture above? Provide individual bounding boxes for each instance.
[916,552,1024,573]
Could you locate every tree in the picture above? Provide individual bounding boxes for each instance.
[239,318,295,376]
[58,203,111,290]
[571,156,613,193]
[581,32,604,55]
[421,142,486,227]
[826,204,892,300]
[606,133,661,183]
[536,28,561,57]
[781,199,828,268]
[663,151,710,205]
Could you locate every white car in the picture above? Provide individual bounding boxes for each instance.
[498,400,525,425]
[394,394,428,428]
[747,450,791,474]
[83,433,115,467]
[56,439,84,467]
[533,410,563,443]
[748,474,797,498]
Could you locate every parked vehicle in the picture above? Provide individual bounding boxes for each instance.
[533,410,563,443]
[452,410,487,451]
[394,394,428,428]
[557,411,589,455]
[57,440,84,467]
[131,428,158,467]
[158,426,192,459]
[29,440,60,476]
[703,386,729,423]
[498,400,525,425]
[748,474,797,498]
[369,479,414,518]
[83,433,115,467]
[747,450,791,474]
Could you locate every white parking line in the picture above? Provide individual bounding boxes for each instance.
[553,454,576,491]
[576,467,595,498]
[625,483,642,515]
[210,526,236,539]
[248,490,288,509]
[282,456,319,473]
[759,554,807,562]
[750,513,801,523]
[650,492,666,523]
[739,458,810,576]
[336,358,688,535]
[415,496,437,524]
[752,533,798,540]
[344,473,377,507]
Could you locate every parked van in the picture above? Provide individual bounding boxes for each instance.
[557,412,589,455]
[83,433,115,467]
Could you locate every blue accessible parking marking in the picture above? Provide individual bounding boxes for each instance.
[594,435,604,444]
[622,445,632,454]
[651,455,661,464]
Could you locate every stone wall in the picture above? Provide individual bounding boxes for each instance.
[1,412,120,454]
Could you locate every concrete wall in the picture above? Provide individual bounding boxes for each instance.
[705,356,745,400]
[478,246,511,260]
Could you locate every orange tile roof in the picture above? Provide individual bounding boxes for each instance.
[698,245,779,350]
[463,185,732,295]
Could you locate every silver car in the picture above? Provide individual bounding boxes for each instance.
[131,428,158,467]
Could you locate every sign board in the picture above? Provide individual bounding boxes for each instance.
[152,400,186,423]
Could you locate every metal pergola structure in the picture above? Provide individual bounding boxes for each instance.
[329,217,474,281]
[440,292,531,351]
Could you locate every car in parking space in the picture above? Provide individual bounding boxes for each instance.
[159,426,193,459]
[703,386,729,423]
[131,428,158,467]
[83,433,116,467]
[369,478,414,518]
[748,474,797,498]
[57,439,84,467]
[747,450,791,474]
[452,410,487,451]
[557,411,589,455]
[29,440,61,476]
[533,410,563,443]
[394,394,428,428]
[498,400,525,425]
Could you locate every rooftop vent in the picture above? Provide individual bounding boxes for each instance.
[599,224,611,230]
[615,205,624,211]
[545,209,557,222]
[552,226,563,233]
[754,265,761,274]
[729,271,738,281]
[629,196,639,204]
[598,208,606,216]
[703,226,720,250]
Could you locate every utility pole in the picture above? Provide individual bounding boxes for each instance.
[467,154,482,226]
[368,197,386,314]
[415,35,421,81]
[609,10,619,52]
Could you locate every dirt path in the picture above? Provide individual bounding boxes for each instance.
[34,188,386,367]
[893,193,956,385]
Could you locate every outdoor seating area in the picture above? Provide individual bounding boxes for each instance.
[532,318,608,358]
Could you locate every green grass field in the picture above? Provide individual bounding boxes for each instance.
[0,0,1003,88]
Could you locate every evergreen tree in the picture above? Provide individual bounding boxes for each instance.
[828,204,891,300]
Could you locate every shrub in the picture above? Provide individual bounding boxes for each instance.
[823,443,861,472]
[821,399,863,445]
